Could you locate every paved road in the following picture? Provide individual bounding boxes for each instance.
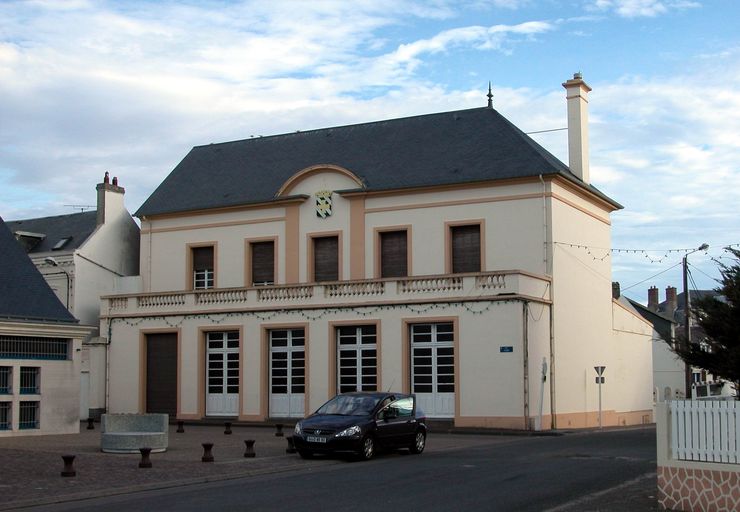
[27,427,659,511]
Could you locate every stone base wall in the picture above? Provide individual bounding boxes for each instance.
[658,466,740,512]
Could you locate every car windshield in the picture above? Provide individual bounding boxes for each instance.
[316,395,381,416]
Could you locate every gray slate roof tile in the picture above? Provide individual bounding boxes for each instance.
[0,217,77,323]
[137,107,619,217]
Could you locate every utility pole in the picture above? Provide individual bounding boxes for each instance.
[682,243,709,398]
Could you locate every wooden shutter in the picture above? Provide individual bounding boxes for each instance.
[313,236,339,282]
[380,231,408,278]
[451,225,481,273]
[251,241,274,285]
[192,246,213,271]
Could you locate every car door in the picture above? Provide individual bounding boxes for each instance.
[375,396,416,448]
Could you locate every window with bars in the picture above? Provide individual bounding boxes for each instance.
[313,236,339,282]
[0,367,10,394]
[0,402,10,430]
[411,323,455,394]
[451,224,481,273]
[19,401,39,429]
[250,241,275,286]
[269,329,305,394]
[380,230,408,278]
[336,325,377,393]
[206,331,239,395]
[20,367,40,394]
[192,246,215,289]
[0,336,69,360]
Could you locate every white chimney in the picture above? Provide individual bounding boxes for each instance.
[96,171,126,226]
[562,72,592,184]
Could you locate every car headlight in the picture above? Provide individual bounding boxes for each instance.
[335,425,361,437]
[294,422,302,435]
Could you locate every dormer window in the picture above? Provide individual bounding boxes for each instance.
[52,237,72,250]
[13,231,45,252]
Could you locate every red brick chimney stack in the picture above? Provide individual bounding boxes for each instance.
[648,286,659,312]
[666,286,678,314]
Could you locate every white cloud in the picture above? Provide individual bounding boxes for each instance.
[588,0,700,17]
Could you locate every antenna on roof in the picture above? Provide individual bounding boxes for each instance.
[487,82,493,109]
[64,204,96,212]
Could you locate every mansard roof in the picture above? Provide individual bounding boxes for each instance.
[0,217,77,324]
[136,106,620,217]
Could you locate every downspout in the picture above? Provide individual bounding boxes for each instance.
[539,174,556,430]
[523,301,530,430]
[105,313,112,415]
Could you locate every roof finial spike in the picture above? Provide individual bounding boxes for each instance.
[487,81,493,108]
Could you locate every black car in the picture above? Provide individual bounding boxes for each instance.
[292,392,427,460]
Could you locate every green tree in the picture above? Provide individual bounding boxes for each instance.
[675,248,740,395]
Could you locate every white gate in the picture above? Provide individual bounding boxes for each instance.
[205,331,239,416]
[411,323,455,418]
[269,329,305,418]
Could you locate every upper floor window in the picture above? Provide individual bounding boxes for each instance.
[450,224,481,273]
[250,241,275,286]
[312,235,339,282]
[379,230,408,278]
[0,367,10,394]
[192,246,214,289]
[20,367,40,394]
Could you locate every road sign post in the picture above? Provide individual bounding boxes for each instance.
[594,366,606,428]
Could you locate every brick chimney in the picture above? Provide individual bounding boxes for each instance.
[648,286,659,312]
[665,286,678,314]
[96,172,126,226]
[612,282,620,299]
[562,72,592,184]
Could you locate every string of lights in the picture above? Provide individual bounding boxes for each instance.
[552,241,739,264]
[110,298,526,328]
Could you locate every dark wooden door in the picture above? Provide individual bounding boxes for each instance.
[146,333,178,417]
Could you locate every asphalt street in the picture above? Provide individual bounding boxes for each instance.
[26,427,659,512]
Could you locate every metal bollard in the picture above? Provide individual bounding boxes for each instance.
[61,455,76,477]
[139,447,153,468]
[176,420,185,433]
[244,439,256,458]
[224,422,232,435]
[86,418,95,430]
[202,442,214,462]
[286,435,297,454]
[275,423,284,437]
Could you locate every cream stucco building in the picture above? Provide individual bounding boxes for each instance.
[101,75,654,429]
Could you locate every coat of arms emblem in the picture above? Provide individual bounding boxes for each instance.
[315,190,333,218]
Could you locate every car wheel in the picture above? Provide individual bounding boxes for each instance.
[359,436,375,461]
[409,430,426,454]
[298,450,313,459]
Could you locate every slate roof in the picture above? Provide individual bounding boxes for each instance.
[137,106,621,217]
[6,211,97,254]
[0,217,77,323]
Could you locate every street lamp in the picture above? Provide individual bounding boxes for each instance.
[44,257,71,309]
[682,242,709,397]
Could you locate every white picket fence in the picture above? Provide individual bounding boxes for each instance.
[670,400,740,463]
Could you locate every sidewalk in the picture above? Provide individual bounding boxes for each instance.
[0,423,514,510]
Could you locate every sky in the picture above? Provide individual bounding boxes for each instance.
[1,0,739,304]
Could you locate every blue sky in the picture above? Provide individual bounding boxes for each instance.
[1,0,739,304]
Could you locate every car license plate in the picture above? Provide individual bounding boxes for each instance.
[306,435,328,443]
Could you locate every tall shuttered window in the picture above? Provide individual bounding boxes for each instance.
[380,230,408,278]
[451,225,481,273]
[250,241,275,286]
[313,236,339,282]
[336,325,377,393]
[192,246,214,289]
